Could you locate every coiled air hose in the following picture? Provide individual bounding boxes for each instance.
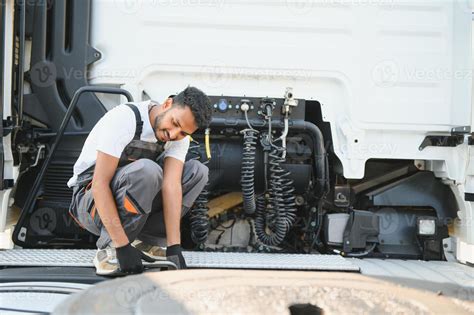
[255,199,287,246]
[190,185,209,245]
[188,132,211,245]
[269,143,297,229]
[254,102,297,247]
[240,103,260,215]
[211,118,328,198]
[255,141,297,246]
[241,128,259,214]
[209,116,327,248]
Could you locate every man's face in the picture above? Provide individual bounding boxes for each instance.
[153,104,197,142]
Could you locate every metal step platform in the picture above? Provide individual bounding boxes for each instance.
[0,249,359,271]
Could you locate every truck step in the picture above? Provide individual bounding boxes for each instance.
[0,249,359,271]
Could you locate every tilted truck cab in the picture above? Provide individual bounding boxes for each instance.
[0,0,473,269]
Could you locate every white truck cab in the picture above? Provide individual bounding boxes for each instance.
[0,1,472,312]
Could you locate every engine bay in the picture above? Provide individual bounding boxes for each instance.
[176,89,452,260]
[7,82,456,264]
[5,0,467,263]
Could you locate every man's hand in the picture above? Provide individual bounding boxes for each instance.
[116,243,155,274]
[166,244,187,269]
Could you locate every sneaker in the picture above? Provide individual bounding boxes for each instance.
[93,247,120,276]
[132,239,167,260]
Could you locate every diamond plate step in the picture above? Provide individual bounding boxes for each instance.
[0,249,359,271]
[184,251,359,271]
[0,250,96,267]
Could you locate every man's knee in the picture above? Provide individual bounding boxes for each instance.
[128,159,163,187]
[137,158,163,175]
[113,159,163,212]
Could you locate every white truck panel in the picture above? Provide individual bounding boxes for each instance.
[0,0,17,234]
[89,0,472,179]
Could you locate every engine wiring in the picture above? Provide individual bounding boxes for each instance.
[185,90,334,255]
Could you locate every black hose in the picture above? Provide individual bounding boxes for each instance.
[241,129,259,214]
[253,109,298,247]
[255,195,287,246]
[255,141,298,246]
[210,118,326,247]
[210,118,328,198]
[292,120,328,197]
[269,143,297,229]
[187,142,210,245]
[190,185,210,245]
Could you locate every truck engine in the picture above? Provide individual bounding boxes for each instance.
[2,0,469,265]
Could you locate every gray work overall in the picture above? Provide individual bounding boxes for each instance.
[68,104,208,249]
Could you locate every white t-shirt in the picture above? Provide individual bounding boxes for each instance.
[67,100,190,187]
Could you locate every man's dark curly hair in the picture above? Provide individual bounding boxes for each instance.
[172,86,212,129]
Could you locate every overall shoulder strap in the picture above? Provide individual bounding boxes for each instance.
[125,103,143,140]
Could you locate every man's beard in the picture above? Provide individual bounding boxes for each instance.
[153,111,166,143]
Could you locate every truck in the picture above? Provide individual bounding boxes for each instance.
[0,0,472,313]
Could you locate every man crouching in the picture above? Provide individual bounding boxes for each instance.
[67,86,212,275]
